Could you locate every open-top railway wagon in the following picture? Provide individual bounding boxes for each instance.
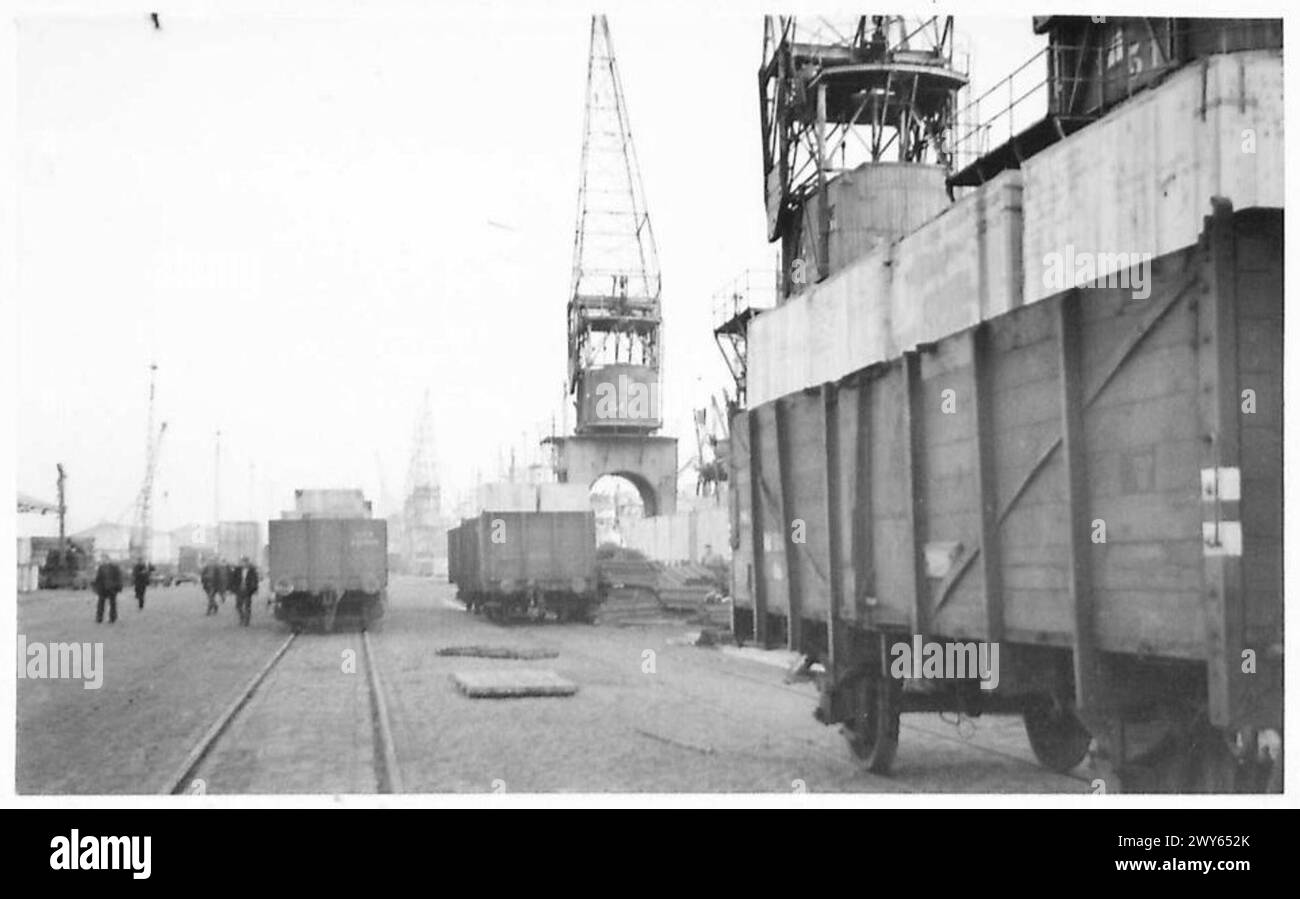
[448,510,600,623]
[729,201,1282,792]
[269,517,388,631]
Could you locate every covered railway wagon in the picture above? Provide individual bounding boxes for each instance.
[729,201,1282,792]
[448,510,600,622]
[269,518,388,630]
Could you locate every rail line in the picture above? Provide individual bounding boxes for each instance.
[363,629,403,793]
[162,627,402,795]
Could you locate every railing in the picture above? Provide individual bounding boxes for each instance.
[951,21,1280,175]
[784,15,963,72]
[951,46,1050,172]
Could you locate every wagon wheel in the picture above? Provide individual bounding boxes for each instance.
[1023,695,1091,774]
[842,672,902,774]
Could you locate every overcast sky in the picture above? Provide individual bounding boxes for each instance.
[12,3,1051,533]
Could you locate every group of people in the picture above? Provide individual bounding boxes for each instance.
[90,559,152,624]
[200,559,260,625]
[90,556,259,626]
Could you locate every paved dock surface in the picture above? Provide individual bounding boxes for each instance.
[17,577,1088,795]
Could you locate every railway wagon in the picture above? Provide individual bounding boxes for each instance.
[729,201,1282,792]
[34,537,94,590]
[269,518,388,631]
[448,510,599,622]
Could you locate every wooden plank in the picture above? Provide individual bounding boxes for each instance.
[747,411,769,646]
[1057,290,1102,713]
[786,393,832,616]
[901,353,928,634]
[971,324,1004,642]
[823,383,845,673]
[851,377,875,622]
[452,669,578,698]
[1198,198,1245,727]
[437,646,559,660]
[774,397,803,651]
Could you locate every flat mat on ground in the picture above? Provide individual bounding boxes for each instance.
[451,669,578,698]
[436,645,558,660]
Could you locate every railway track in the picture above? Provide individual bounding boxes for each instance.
[161,628,402,795]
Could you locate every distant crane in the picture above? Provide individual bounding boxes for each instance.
[132,363,168,563]
[56,463,67,551]
[690,398,730,500]
[403,391,441,576]
[405,390,439,507]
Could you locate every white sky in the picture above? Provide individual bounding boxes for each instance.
[12,3,1055,533]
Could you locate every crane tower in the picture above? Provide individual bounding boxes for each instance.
[759,15,967,299]
[403,391,442,576]
[548,15,678,516]
[132,363,167,563]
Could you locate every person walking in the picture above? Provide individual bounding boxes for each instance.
[200,559,227,616]
[131,560,150,610]
[232,556,259,626]
[93,556,124,624]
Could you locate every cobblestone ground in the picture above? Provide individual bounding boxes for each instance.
[17,577,1089,795]
[17,584,286,794]
[375,580,1088,794]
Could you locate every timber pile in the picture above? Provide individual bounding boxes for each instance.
[452,669,577,698]
[437,646,559,660]
[595,557,732,628]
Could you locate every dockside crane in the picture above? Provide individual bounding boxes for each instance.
[132,363,168,563]
[56,463,67,552]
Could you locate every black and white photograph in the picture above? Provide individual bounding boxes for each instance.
[5,0,1290,819]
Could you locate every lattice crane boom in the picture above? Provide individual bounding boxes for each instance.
[566,15,665,434]
[132,363,166,563]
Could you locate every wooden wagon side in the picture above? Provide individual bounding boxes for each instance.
[730,200,1282,791]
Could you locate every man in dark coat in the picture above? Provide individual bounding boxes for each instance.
[200,560,227,616]
[232,556,259,626]
[131,560,150,610]
[93,557,124,624]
